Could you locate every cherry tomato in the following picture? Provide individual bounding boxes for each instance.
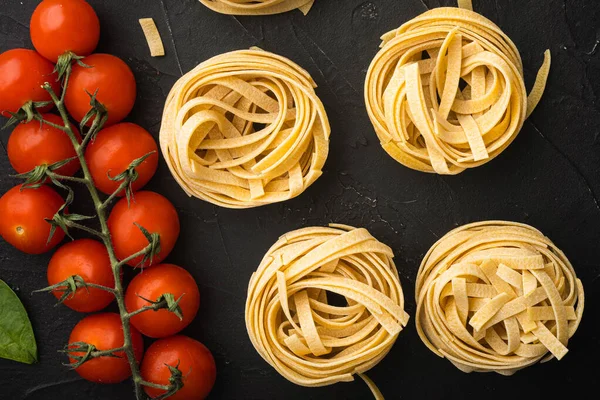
[30,0,100,63]
[85,123,158,196]
[68,313,144,383]
[0,184,65,254]
[47,239,115,312]
[107,191,180,267]
[125,264,199,338]
[141,335,216,400]
[8,114,81,176]
[0,49,59,116]
[65,54,136,126]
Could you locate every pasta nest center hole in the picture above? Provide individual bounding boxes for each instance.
[245,224,409,387]
[415,221,584,374]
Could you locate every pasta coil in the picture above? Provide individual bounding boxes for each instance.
[246,224,409,395]
[416,221,584,374]
[365,6,550,174]
[160,48,330,208]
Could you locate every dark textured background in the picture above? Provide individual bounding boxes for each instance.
[1,0,599,399]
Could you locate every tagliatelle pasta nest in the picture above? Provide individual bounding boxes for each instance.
[245,224,409,397]
[159,48,330,208]
[416,221,584,374]
[364,4,551,174]
[199,0,314,15]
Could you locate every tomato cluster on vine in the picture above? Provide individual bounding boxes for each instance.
[0,1,215,399]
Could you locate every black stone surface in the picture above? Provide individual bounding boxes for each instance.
[1,0,599,399]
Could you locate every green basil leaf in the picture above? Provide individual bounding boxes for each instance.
[0,279,37,364]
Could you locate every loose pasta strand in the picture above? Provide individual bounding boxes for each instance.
[138,18,165,57]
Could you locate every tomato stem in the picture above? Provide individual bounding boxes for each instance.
[33,274,117,303]
[62,342,127,369]
[63,219,105,239]
[115,243,154,268]
[76,282,116,293]
[46,171,89,185]
[124,292,184,320]
[79,108,106,150]
[32,114,68,131]
[99,178,130,210]
[139,380,171,391]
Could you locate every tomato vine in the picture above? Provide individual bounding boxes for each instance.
[7,52,183,400]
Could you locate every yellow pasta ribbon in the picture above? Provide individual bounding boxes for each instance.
[415,221,584,374]
[245,224,409,396]
[138,18,165,57]
[365,4,551,174]
[199,0,314,15]
[159,48,330,208]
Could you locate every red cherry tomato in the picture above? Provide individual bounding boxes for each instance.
[0,49,59,116]
[30,0,100,63]
[0,184,65,254]
[68,313,144,384]
[85,123,158,195]
[47,239,115,312]
[125,264,200,338]
[141,335,216,400]
[8,114,81,176]
[65,54,136,126]
[107,191,180,267]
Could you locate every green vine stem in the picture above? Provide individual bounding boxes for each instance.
[41,80,146,400]
[60,342,126,369]
[10,54,179,400]
[126,293,185,320]
[33,274,116,304]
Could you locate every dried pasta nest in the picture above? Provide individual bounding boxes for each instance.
[159,48,330,208]
[416,221,584,374]
[245,224,409,395]
[199,0,314,15]
[364,5,550,174]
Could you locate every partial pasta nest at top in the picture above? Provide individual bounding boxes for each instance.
[159,48,330,208]
[416,221,584,374]
[365,7,550,174]
[199,0,314,15]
